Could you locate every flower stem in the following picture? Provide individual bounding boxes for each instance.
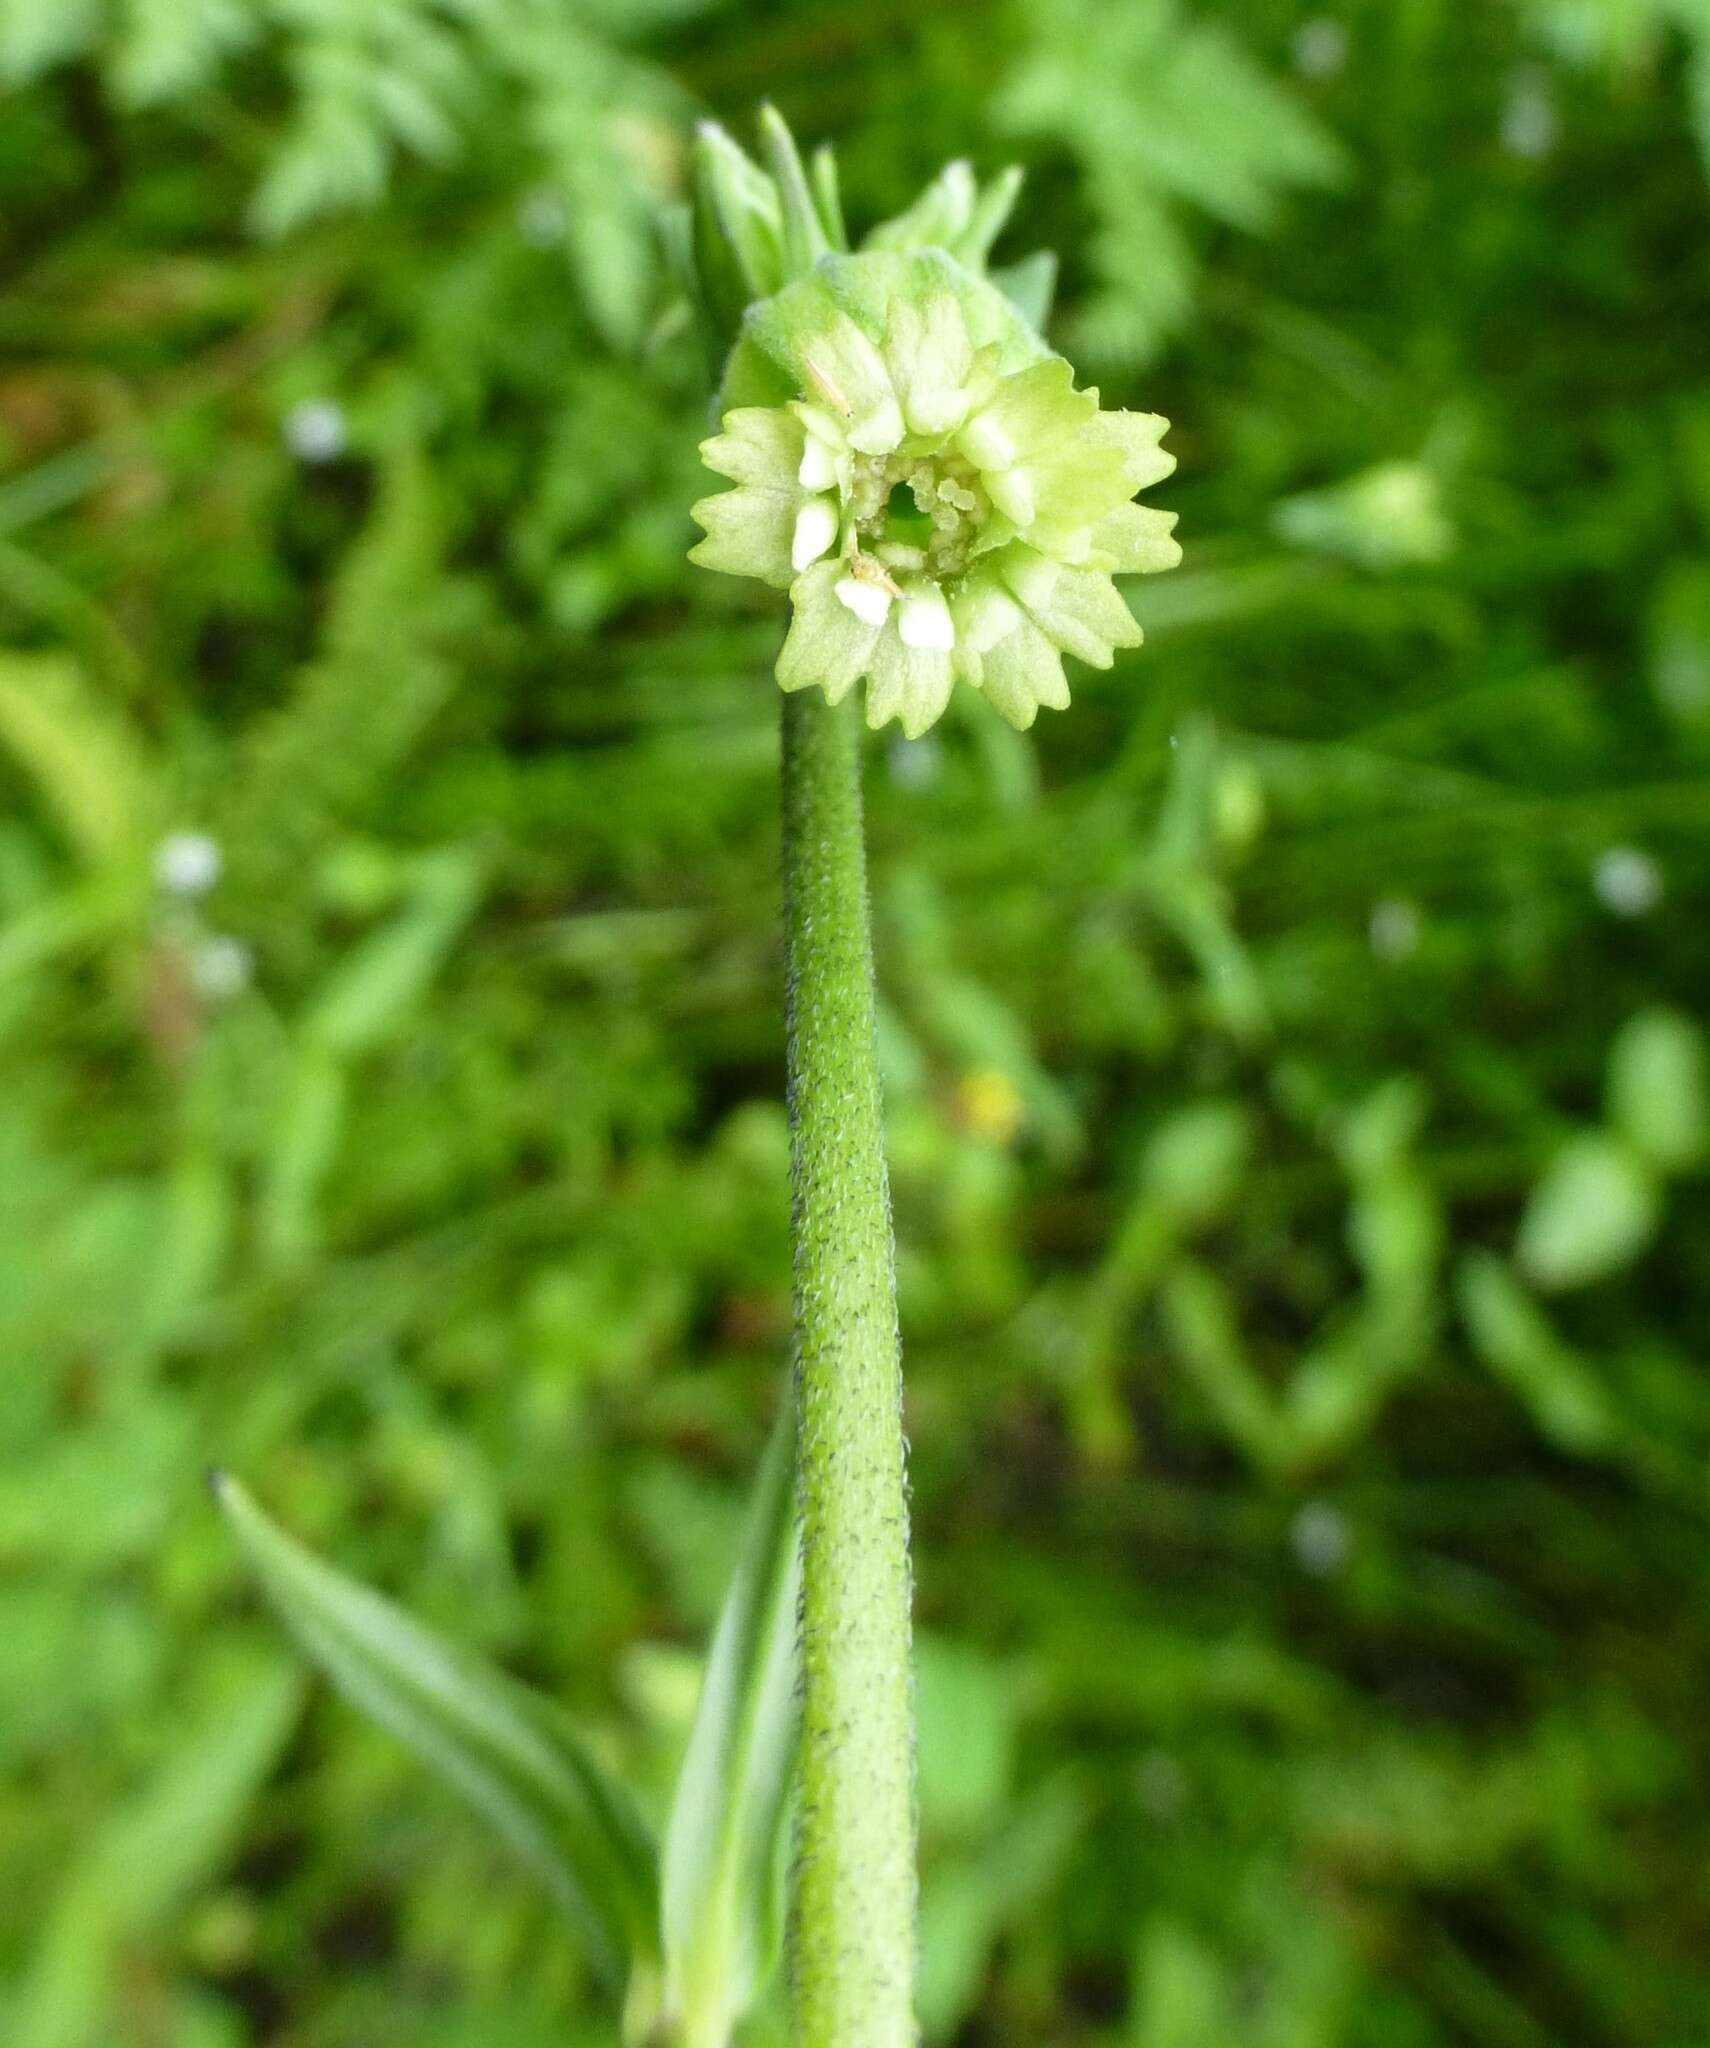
[779,687,917,2047]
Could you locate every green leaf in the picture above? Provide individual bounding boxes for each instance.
[915,1635,1015,1835]
[660,1403,801,2046]
[303,849,482,1056]
[215,1474,659,1986]
[1141,1100,1251,1228]
[995,0,1344,362]
[0,0,98,84]
[1160,1259,1284,1470]
[1515,1131,1661,1292]
[0,650,152,866]
[1457,1251,1616,1455]
[918,1777,1082,2039]
[1130,1916,1236,2048]
[18,1649,302,2048]
[1606,1006,1708,1174]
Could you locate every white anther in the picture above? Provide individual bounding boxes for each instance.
[898,583,955,651]
[798,438,840,492]
[835,576,893,628]
[792,498,839,572]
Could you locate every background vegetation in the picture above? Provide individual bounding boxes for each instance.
[4,1,1710,2042]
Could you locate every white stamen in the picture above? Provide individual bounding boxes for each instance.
[798,438,840,492]
[792,498,839,572]
[835,576,892,628]
[898,584,955,651]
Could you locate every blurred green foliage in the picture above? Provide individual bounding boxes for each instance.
[3,0,1710,2043]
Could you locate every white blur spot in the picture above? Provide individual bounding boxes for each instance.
[835,576,892,628]
[284,398,347,465]
[792,498,838,572]
[898,585,955,651]
[1594,846,1662,918]
[1292,17,1348,78]
[887,732,943,791]
[1291,1499,1352,1578]
[517,186,567,247]
[1369,897,1421,961]
[191,935,252,1001]
[155,831,221,898]
[1501,70,1559,160]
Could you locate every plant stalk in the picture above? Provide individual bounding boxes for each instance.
[778,687,917,2046]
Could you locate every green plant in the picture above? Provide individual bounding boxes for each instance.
[9,5,1710,2044]
[678,110,1178,2043]
[204,108,1179,2047]
[215,1399,798,2048]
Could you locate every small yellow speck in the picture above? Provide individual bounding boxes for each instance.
[955,1067,1025,1145]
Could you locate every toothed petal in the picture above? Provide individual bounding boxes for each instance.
[689,486,800,587]
[975,618,1070,728]
[777,560,884,701]
[699,406,807,490]
[865,623,954,737]
[1090,502,1183,575]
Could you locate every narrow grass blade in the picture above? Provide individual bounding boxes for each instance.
[215,1473,658,1985]
[660,1402,801,2045]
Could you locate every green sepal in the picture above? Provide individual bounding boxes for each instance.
[811,143,849,253]
[991,249,1058,335]
[691,121,787,337]
[865,158,1027,275]
[758,102,832,277]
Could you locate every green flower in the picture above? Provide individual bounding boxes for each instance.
[689,250,1179,737]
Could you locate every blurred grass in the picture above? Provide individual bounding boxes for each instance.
[3,1,1710,2043]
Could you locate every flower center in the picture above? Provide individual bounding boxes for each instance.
[847,450,991,582]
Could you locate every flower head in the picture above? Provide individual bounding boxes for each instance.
[676,115,1180,739]
[690,249,1179,737]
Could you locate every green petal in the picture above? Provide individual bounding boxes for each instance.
[950,573,1025,655]
[745,280,904,455]
[864,621,954,738]
[1089,502,1183,574]
[1021,441,1137,535]
[1087,409,1176,491]
[864,160,978,255]
[820,250,1041,372]
[884,293,974,437]
[689,486,799,588]
[957,356,1095,472]
[976,617,1070,729]
[998,546,1141,668]
[700,407,807,490]
[777,561,883,702]
[802,311,903,452]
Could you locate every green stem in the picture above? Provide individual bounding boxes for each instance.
[779,687,917,2046]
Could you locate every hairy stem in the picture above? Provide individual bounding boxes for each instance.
[779,687,917,2046]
